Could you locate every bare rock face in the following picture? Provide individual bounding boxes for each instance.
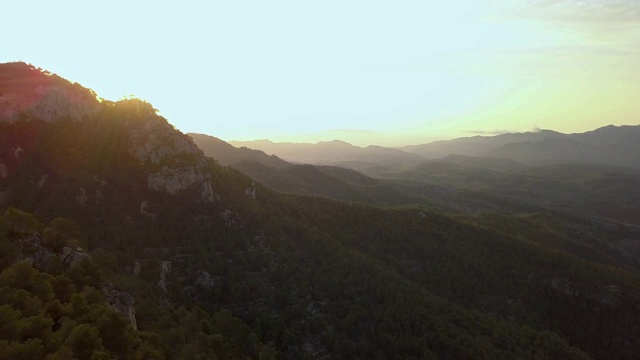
[157,260,172,292]
[101,282,137,330]
[60,246,92,271]
[220,209,242,228]
[0,85,98,123]
[202,180,216,202]
[1,63,99,122]
[129,114,198,165]
[19,235,58,270]
[147,165,208,195]
[195,270,216,291]
[245,182,257,200]
[127,105,217,202]
[30,247,59,270]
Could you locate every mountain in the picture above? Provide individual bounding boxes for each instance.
[0,62,99,122]
[400,130,564,158]
[197,133,635,226]
[230,125,640,170]
[2,62,640,359]
[229,138,424,168]
[188,133,290,169]
[401,126,640,168]
[190,133,420,206]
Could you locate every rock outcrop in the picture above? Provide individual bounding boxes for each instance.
[17,235,138,328]
[0,62,99,123]
[60,246,92,271]
[147,165,209,195]
[157,260,172,292]
[0,85,98,123]
[220,209,242,228]
[101,282,137,329]
[0,86,97,121]
[1,63,217,204]
[195,270,216,291]
[245,182,257,200]
[126,102,217,202]
[19,235,59,270]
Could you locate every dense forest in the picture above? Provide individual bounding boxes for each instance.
[2,62,640,359]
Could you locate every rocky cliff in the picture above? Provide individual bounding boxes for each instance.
[0,62,99,122]
[0,62,218,203]
[123,100,217,201]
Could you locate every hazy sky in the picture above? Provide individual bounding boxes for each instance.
[3,0,639,146]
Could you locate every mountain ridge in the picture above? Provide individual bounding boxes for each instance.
[230,124,640,169]
[230,137,424,166]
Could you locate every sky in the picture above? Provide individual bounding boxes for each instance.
[2,0,640,146]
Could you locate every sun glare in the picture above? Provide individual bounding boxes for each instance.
[1,1,638,145]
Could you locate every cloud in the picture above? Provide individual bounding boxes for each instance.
[465,126,546,136]
[496,0,640,58]
[517,0,640,25]
[464,129,515,135]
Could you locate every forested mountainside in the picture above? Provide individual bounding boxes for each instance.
[2,62,640,359]
[190,133,420,207]
[193,133,640,226]
[363,157,640,226]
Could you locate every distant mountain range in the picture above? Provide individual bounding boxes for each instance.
[404,125,640,168]
[189,133,290,169]
[190,133,418,206]
[229,138,424,169]
[193,131,640,226]
[230,125,640,169]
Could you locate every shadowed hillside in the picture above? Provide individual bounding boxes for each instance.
[191,132,421,206]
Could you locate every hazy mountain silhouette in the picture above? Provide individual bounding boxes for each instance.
[195,130,640,225]
[188,132,290,168]
[190,132,418,206]
[229,125,639,170]
[402,125,640,168]
[230,138,424,166]
[400,130,563,158]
